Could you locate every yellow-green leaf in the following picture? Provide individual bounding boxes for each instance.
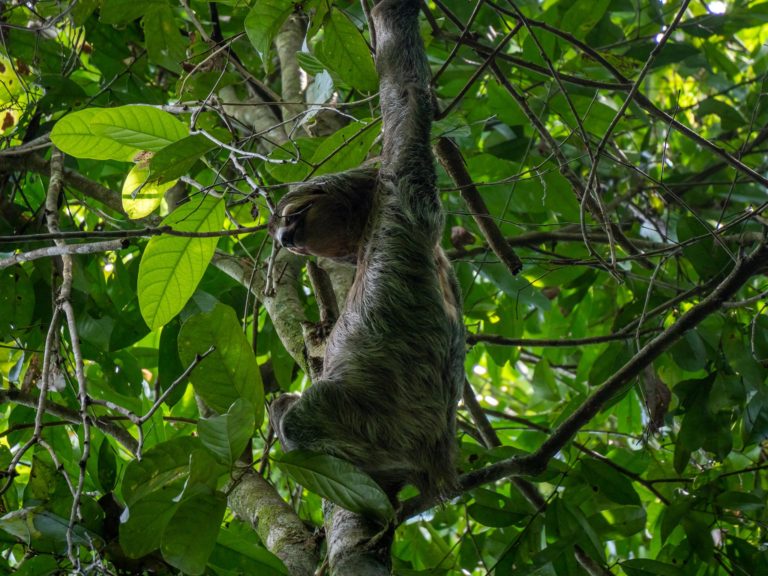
[138,195,224,330]
[122,164,177,219]
[91,105,188,151]
[51,108,141,161]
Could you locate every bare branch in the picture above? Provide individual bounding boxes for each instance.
[0,239,128,270]
[435,137,523,275]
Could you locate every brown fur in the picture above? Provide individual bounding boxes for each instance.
[268,0,465,499]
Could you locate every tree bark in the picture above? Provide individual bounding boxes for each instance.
[228,468,319,576]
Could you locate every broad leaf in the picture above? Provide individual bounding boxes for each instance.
[198,398,256,465]
[149,134,216,184]
[137,194,225,330]
[119,492,178,558]
[122,163,177,219]
[51,108,141,161]
[143,4,187,74]
[315,9,377,93]
[161,490,227,575]
[275,450,394,523]
[90,105,188,151]
[178,303,264,417]
[245,0,295,60]
[122,436,198,506]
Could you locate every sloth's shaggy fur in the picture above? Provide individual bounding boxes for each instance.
[268,0,465,498]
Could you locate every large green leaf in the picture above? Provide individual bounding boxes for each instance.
[621,558,684,576]
[209,522,287,575]
[100,0,164,25]
[275,450,394,523]
[122,163,177,219]
[122,436,198,506]
[119,492,178,558]
[580,458,641,506]
[137,194,225,330]
[161,489,227,575]
[90,105,188,151]
[311,119,379,176]
[149,134,216,184]
[0,266,34,339]
[178,304,264,417]
[315,9,377,93]
[244,0,294,60]
[50,108,142,161]
[198,398,256,465]
[143,4,187,74]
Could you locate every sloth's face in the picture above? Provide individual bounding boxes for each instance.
[269,196,361,259]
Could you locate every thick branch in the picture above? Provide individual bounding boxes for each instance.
[228,468,319,576]
[0,153,124,214]
[403,241,768,516]
[324,505,392,576]
[0,388,138,454]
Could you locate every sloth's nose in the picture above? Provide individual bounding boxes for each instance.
[276,228,295,248]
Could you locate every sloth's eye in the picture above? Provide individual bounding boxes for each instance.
[282,203,312,224]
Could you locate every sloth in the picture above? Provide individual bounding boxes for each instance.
[268,0,465,499]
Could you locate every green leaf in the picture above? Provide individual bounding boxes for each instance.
[715,491,765,513]
[682,511,714,561]
[157,319,187,406]
[149,134,216,184]
[198,398,256,465]
[580,458,641,506]
[50,108,141,161]
[561,0,611,39]
[0,266,34,339]
[122,436,198,506]
[244,0,295,60]
[122,163,177,219]
[119,492,178,558]
[315,9,377,93]
[621,558,684,576]
[97,439,117,492]
[187,448,228,491]
[90,105,188,151]
[161,489,227,575]
[311,119,379,176]
[100,0,163,25]
[296,51,328,76]
[467,488,530,527]
[178,303,264,417]
[275,450,394,523]
[12,555,59,576]
[0,503,101,551]
[209,523,288,575]
[744,387,768,445]
[143,4,187,74]
[137,195,225,330]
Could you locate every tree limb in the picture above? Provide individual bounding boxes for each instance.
[402,240,768,517]
[228,468,319,576]
[435,136,523,275]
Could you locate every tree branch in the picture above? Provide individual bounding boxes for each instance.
[227,468,319,576]
[402,240,768,516]
[435,137,523,275]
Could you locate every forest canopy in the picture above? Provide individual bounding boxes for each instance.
[1,0,768,575]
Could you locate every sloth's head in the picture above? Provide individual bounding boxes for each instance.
[268,185,367,260]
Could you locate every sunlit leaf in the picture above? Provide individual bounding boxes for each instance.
[137,195,224,330]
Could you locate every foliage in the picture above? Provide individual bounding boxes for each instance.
[0,0,767,574]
